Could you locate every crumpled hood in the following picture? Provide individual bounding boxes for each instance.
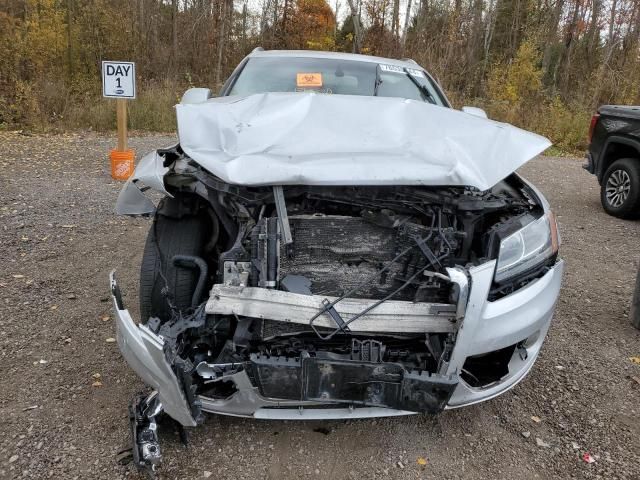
[176,92,551,191]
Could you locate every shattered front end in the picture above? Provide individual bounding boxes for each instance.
[110,92,562,474]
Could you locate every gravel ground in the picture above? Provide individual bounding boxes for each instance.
[0,131,639,480]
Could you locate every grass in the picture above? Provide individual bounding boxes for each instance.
[63,81,181,132]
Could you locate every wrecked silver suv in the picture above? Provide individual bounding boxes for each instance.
[111,49,563,473]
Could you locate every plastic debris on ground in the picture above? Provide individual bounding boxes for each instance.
[536,438,551,448]
[582,453,596,464]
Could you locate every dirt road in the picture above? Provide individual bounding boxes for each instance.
[0,132,639,480]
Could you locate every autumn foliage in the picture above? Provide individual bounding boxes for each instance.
[2,0,640,153]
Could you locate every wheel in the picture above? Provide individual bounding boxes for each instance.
[600,158,640,219]
[631,265,640,330]
[139,206,207,323]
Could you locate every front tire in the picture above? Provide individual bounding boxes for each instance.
[600,158,640,219]
[139,210,207,323]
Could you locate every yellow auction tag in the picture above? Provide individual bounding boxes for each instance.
[296,73,323,88]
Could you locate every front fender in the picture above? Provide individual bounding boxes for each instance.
[115,148,173,215]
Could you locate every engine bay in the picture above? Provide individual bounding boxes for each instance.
[137,155,546,414]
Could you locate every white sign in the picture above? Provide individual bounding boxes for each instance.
[102,61,136,99]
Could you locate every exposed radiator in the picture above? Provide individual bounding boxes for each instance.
[280,215,400,299]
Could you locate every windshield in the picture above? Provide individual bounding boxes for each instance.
[228,57,445,105]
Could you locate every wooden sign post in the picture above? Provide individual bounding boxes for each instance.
[102,61,136,180]
[116,98,128,151]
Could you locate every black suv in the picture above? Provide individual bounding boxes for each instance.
[585,105,640,219]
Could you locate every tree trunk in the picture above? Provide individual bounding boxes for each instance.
[172,0,178,67]
[65,0,73,83]
[138,0,145,47]
[215,0,226,86]
[391,0,400,38]
[591,0,619,107]
[481,0,497,82]
[242,1,248,52]
[334,0,340,40]
[400,0,412,54]
[346,0,362,53]
[260,0,271,39]
[281,0,289,46]
[555,0,580,94]
[586,0,602,65]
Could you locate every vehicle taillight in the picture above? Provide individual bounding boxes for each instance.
[588,113,600,144]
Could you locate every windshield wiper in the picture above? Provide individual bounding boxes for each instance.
[374,64,382,96]
[403,68,436,104]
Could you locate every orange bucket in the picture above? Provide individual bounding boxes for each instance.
[110,149,135,180]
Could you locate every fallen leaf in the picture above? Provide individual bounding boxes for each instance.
[92,373,101,379]
[101,315,110,321]
[50,305,58,310]
[417,457,428,466]
[630,356,640,365]
[92,381,103,387]
[531,415,541,423]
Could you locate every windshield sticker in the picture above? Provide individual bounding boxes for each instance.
[380,64,426,78]
[380,64,404,74]
[295,88,333,94]
[297,73,323,88]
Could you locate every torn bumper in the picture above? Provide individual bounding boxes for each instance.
[110,272,196,426]
[248,355,457,413]
[445,259,564,408]
[112,259,563,422]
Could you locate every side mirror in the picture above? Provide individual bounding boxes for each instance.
[462,106,488,119]
[180,88,213,105]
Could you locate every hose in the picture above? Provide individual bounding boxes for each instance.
[172,255,209,308]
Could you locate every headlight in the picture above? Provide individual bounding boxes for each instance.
[494,211,559,282]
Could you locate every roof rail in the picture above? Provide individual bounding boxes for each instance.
[251,47,265,53]
[401,58,418,65]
